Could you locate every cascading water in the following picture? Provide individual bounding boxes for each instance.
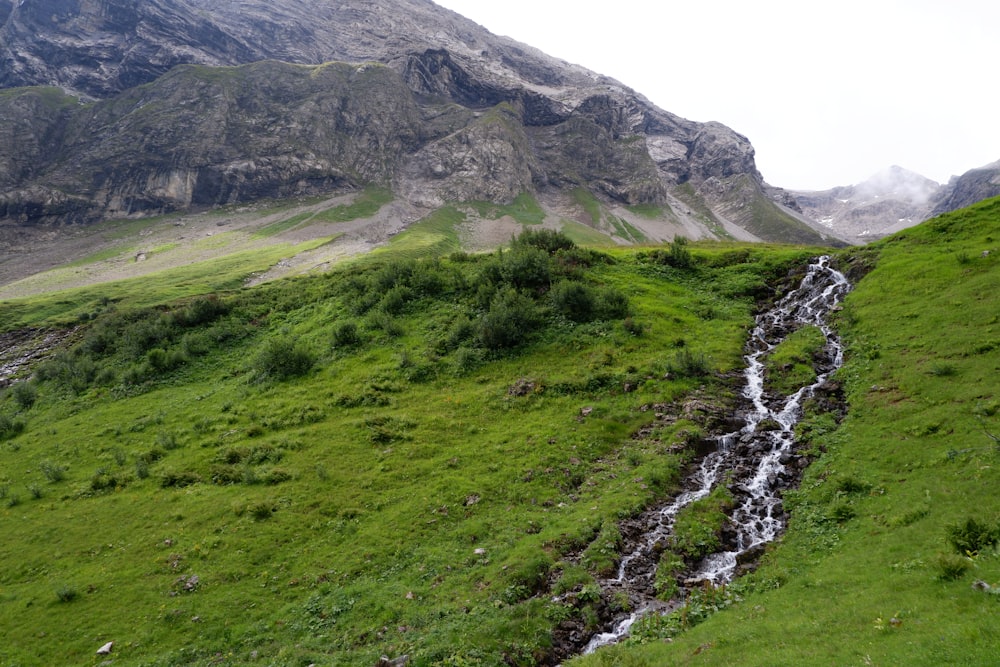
[582,256,851,654]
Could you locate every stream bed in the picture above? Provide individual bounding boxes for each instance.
[581,256,851,653]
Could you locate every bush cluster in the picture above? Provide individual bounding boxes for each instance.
[250,337,315,383]
[37,295,234,396]
[331,229,629,357]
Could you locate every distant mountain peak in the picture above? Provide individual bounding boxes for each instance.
[790,161,999,242]
[855,166,940,207]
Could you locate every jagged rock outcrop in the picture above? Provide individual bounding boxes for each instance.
[0,0,839,245]
[931,161,1000,216]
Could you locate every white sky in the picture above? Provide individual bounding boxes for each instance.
[434,0,999,190]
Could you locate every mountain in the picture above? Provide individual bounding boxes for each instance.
[1,195,997,666]
[0,0,840,248]
[790,166,940,242]
[931,160,1000,216]
[791,162,1000,243]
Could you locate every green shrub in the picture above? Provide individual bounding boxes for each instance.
[121,362,154,387]
[139,447,167,464]
[502,551,554,602]
[651,236,696,269]
[410,264,450,296]
[261,468,293,485]
[928,362,958,377]
[477,288,541,350]
[11,381,37,410]
[366,310,405,338]
[512,228,576,255]
[549,281,596,323]
[595,286,630,319]
[947,518,1000,555]
[655,551,686,600]
[156,431,181,451]
[209,464,244,485]
[55,585,79,603]
[39,461,67,483]
[378,285,413,315]
[671,487,734,560]
[122,316,172,359]
[251,338,314,383]
[0,412,25,441]
[935,553,973,581]
[173,295,229,327]
[90,468,129,492]
[146,347,187,372]
[160,470,202,488]
[622,317,646,336]
[452,346,483,374]
[180,331,212,357]
[500,246,551,291]
[332,321,362,349]
[667,349,711,378]
[581,520,622,577]
[251,501,277,520]
[370,259,415,293]
[442,315,477,351]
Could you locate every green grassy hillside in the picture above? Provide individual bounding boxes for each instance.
[0,229,819,666]
[573,197,1000,665]
[0,196,997,666]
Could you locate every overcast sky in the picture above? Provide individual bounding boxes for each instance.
[435,0,998,191]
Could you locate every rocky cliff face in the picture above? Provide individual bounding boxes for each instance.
[931,161,1000,217]
[0,0,838,245]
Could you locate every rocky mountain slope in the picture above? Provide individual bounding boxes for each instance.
[791,166,941,242]
[791,162,1000,243]
[931,160,1000,216]
[0,0,839,248]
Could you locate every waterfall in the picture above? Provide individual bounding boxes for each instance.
[582,256,851,654]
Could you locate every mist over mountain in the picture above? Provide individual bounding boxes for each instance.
[790,166,940,241]
[0,0,838,248]
[790,162,1000,242]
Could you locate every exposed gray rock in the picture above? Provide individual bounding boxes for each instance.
[931,160,1000,216]
[791,162,1000,243]
[791,166,940,242]
[0,0,841,247]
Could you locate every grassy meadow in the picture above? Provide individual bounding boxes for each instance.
[0,197,998,666]
[572,198,1000,665]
